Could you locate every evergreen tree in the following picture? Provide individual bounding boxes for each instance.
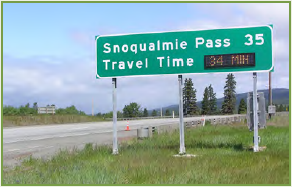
[222,73,237,114]
[238,99,247,114]
[143,108,148,117]
[165,109,170,116]
[201,87,209,115]
[151,110,157,117]
[183,78,198,116]
[117,111,123,118]
[279,104,284,112]
[33,102,38,110]
[189,87,198,115]
[275,104,279,111]
[208,84,217,115]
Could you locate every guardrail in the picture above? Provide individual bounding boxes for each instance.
[139,115,247,136]
[132,112,289,138]
[105,116,179,121]
[274,111,289,116]
[105,112,289,121]
[106,114,244,121]
[105,115,225,121]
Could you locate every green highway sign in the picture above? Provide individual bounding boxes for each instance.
[96,25,273,78]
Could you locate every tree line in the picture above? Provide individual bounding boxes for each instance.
[95,102,174,118]
[275,104,289,112]
[3,103,86,116]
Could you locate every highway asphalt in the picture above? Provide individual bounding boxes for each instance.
[3,115,241,167]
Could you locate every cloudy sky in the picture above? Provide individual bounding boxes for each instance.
[3,3,289,114]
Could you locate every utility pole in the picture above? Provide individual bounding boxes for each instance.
[161,107,162,118]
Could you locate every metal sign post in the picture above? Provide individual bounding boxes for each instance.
[253,72,259,152]
[268,71,274,119]
[112,78,118,154]
[178,75,186,154]
[269,71,272,106]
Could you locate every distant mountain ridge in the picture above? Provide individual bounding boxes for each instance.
[152,88,289,114]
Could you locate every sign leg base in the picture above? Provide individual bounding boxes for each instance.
[250,146,266,152]
[179,147,186,155]
[112,149,118,155]
[174,153,197,158]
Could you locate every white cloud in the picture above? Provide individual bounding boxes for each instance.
[273,38,289,61]
[4,66,90,96]
[180,20,223,31]
[239,3,289,23]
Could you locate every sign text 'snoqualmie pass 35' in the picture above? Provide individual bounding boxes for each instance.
[95,25,273,78]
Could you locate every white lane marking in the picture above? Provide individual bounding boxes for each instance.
[58,132,89,138]
[101,130,113,133]
[71,127,89,130]
[129,122,143,125]
[31,137,47,141]
[7,149,20,152]
[4,130,112,144]
[28,146,40,149]
[4,140,19,144]
[58,134,73,138]
[74,133,89,136]
[58,135,68,138]
[44,146,54,149]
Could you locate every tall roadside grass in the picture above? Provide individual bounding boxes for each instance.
[3,115,105,127]
[2,117,290,184]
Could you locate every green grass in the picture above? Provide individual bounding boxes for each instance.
[3,115,105,127]
[2,117,290,185]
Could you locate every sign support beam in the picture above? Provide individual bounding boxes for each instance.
[112,78,118,154]
[269,71,272,106]
[253,72,259,152]
[178,75,186,154]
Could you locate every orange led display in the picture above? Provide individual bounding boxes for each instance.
[204,53,255,69]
